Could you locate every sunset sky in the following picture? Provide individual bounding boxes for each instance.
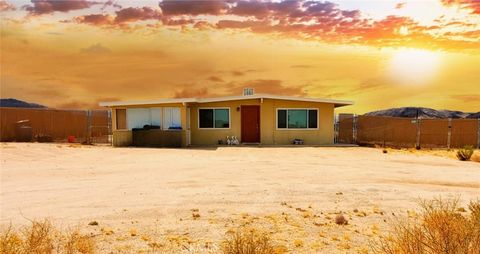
[1,0,479,113]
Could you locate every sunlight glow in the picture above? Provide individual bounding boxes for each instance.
[389,48,442,85]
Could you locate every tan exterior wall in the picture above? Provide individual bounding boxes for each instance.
[189,99,259,145]
[188,98,334,145]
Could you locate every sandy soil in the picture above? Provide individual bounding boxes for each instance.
[1,143,479,253]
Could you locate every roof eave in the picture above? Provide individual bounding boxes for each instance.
[99,98,196,107]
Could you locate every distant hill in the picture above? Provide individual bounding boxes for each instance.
[364,107,479,119]
[0,98,46,108]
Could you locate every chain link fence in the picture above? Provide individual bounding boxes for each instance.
[336,114,479,149]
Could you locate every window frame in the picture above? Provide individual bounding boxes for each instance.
[197,107,231,130]
[276,108,319,130]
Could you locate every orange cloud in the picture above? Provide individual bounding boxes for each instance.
[226,79,306,96]
[207,76,224,82]
[114,7,162,23]
[64,0,479,51]
[159,0,229,16]
[75,14,113,26]
[442,0,480,14]
[24,0,97,15]
[395,2,406,9]
[0,0,15,11]
[80,43,111,54]
[451,94,480,102]
[174,87,215,98]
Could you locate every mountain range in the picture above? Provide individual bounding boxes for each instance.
[364,107,479,119]
[0,98,46,108]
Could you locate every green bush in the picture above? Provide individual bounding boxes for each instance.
[457,146,474,161]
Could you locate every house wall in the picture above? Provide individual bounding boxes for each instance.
[189,99,259,145]
[189,98,335,145]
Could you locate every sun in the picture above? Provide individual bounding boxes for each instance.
[388,48,442,85]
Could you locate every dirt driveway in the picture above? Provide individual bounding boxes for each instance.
[1,143,479,253]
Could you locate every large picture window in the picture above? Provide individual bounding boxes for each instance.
[199,108,230,129]
[126,107,180,130]
[277,109,318,129]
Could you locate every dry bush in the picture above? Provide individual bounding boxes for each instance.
[0,220,96,254]
[371,198,480,254]
[222,227,275,254]
[457,146,474,161]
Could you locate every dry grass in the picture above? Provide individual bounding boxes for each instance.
[371,198,480,254]
[0,220,96,254]
[221,227,275,254]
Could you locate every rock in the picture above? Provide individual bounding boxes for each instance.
[335,214,348,225]
[88,221,98,226]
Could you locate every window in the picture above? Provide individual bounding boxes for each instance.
[125,107,181,130]
[127,108,150,129]
[163,107,181,129]
[277,109,318,129]
[199,108,230,129]
[116,109,126,130]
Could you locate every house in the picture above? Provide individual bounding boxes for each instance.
[99,90,353,147]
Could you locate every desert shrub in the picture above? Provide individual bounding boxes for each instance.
[222,227,275,254]
[457,146,474,161]
[0,220,96,254]
[23,220,55,253]
[371,198,480,254]
[0,225,23,254]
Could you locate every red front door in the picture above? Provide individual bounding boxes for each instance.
[241,105,260,143]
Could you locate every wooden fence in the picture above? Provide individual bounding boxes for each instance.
[337,114,479,148]
[0,107,111,143]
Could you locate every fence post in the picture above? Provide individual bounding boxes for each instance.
[415,118,421,149]
[477,118,480,149]
[353,115,357,144]
[86,110,92,144]
[447,118,452,149]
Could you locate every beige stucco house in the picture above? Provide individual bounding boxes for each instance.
[99,92,353,147]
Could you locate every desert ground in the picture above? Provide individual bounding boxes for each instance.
[1,143,479,253]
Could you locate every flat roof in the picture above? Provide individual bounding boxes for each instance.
[99,94,354,108]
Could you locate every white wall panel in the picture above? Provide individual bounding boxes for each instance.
[163,107,181,129]
[150,107,162,127]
